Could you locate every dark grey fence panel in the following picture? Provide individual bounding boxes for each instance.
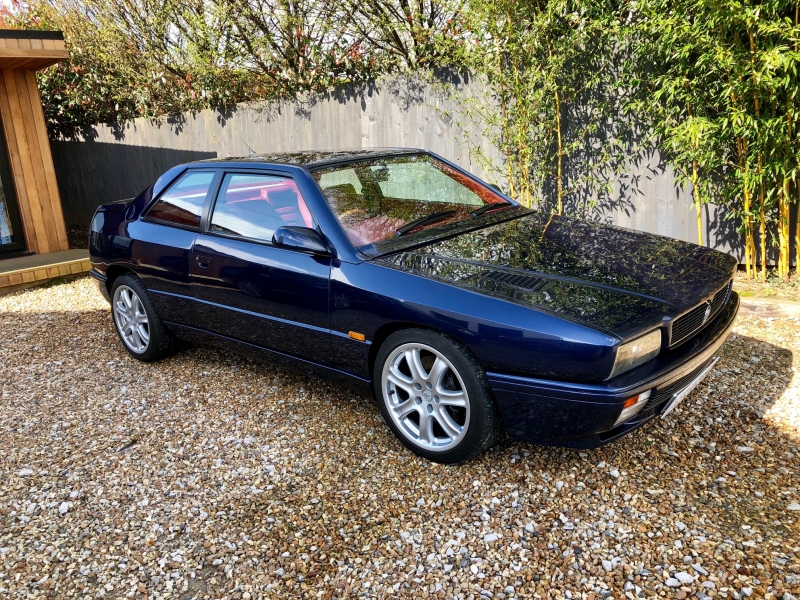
[51,141,216,227]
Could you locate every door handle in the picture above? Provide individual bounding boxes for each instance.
[195,255,212,268]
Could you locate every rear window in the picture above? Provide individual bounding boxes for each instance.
[147,171,215,227]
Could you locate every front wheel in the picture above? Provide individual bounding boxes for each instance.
[373,329,500,464]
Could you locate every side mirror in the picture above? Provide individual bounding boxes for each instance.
[272,226,331,256]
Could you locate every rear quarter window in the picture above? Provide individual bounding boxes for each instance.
[146,171,215,227]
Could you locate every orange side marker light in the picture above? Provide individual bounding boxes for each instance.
[622,396,639,409]
[348,331,366,342]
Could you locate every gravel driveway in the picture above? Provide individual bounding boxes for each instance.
[1,278,799,600]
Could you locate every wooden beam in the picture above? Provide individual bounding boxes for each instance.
[3,69,49,253]
[0,71,38,253]
[0,48,69,59]
[0,49,69,71]
[26,70,68,250]
[17,70,61,251]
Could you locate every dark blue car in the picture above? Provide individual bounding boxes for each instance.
[89,149,739,464]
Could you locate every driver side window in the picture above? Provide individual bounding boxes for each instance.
[209,173,314,243]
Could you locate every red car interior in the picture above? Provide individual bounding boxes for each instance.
[222,179,314,228]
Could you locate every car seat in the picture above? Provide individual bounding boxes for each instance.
[267,188,311,227]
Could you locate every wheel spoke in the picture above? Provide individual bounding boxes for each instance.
[137,324,150,344]
[133,296,145,318]
[427,357,448,387]
[387,367,415,395]
[433,407,462,439]
[417,412,433,445]
[404,348,427,381]
[390,399,418,420]
[130,327,142,350]
[436,389,467,408]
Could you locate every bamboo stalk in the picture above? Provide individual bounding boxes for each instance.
[748,29,766,280]
[510,46,531,206]
[759,179,766,281]
[795,1,799,278]
[691,160,702,246]
[495,37,516,200]
[685,96,702,245]
[796,180,800,276]
[740,137,753,279]
[731,36,754,278]
[778,180,789,279]
[555,86,563,215]
[781,106,793,279]
[545,38,564,215]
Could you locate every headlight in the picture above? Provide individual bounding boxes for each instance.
[608,330,661,379]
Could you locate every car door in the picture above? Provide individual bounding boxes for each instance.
[190,170,332,364]
[131,168,220,327]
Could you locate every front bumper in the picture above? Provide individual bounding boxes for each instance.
[488,291,740,448]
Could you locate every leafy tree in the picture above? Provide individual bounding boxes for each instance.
[337,0,465,70]
[5,0,459,135]
[4,0,262,137]
[215,0,376,91]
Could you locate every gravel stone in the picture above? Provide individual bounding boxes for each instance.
[674,571,694,584]
[1,277,799,599]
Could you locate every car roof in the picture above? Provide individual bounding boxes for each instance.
[190,147,427,169]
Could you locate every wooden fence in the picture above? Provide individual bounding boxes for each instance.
[50,73,787,261]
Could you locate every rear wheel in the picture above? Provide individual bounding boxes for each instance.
[374,329,500,464]
[110,273,175,362]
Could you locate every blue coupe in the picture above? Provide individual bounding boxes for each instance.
[89,149,739,463]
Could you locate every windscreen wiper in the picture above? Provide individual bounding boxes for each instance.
[396,210,458,236]
[470,201,513,217]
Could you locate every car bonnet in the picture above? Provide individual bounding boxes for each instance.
[375,213,737,338]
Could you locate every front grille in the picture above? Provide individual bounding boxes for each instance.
[481,270,547,292]
[642,360,710,413]
[670,280,732,347]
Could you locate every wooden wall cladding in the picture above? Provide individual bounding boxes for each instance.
[0,69,68,254]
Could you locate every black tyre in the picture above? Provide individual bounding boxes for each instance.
[110,273,175,362]
[373,328,500,464]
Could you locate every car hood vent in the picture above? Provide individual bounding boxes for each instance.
[480,270,547,292]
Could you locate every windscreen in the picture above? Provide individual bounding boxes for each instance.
[311,154,509,248]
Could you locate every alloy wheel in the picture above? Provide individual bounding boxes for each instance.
[113,285,150,353]
[381,342,470,452]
